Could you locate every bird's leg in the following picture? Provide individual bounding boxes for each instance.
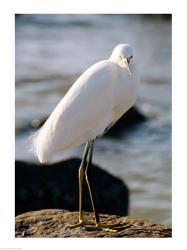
[84,140,125,232]
[84,140,100,226]
[78,142,90,224]
[68,141,122,232]
[83,141,116,232]
[67,142,90,229]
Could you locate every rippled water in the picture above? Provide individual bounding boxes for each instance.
[15,14,171,224]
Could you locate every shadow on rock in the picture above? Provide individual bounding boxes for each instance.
[15,158,129,216]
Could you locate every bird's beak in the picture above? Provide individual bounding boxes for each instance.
[123,57,132,76]
[120,55,132,76]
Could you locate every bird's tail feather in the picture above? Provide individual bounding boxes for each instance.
[29,127,47,163]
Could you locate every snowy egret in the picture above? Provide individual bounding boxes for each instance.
[32,44,139,231]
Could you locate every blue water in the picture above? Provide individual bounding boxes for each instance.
[15,14,171,224]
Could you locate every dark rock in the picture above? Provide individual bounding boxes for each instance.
[16,106,146,138]
[15,159,129,217]
[15,209,172,238]
[142,14,171,21]
[105,106,146,138]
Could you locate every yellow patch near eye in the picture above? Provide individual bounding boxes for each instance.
[119,54,124,60]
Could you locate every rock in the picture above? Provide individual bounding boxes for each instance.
[15,159,129,216]
[16,106,146,137]
[15,209,172,238]
[105,106,146,138]
[143,14,171,21]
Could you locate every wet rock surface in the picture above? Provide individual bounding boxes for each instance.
[15,158,129,216]
[15,209,172,238]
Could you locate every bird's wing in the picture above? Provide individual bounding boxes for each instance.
[32,60,117,162]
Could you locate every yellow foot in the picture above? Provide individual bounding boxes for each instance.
[67,219,97,229]
[67,220,130,232]
[85,223,117,232]
[84,221,132,232]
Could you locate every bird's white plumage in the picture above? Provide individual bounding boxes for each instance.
[32,44,139,163]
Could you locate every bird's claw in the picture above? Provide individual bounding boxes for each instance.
[84,223,117,232]
[67,221,128,232]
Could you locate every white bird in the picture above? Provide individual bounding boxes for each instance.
[32,44,139,231]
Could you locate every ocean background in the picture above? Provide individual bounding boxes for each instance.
[15,14,171,225]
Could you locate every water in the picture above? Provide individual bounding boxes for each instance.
[15,14,172,225]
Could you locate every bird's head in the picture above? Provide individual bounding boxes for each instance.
[110,44,133,75]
